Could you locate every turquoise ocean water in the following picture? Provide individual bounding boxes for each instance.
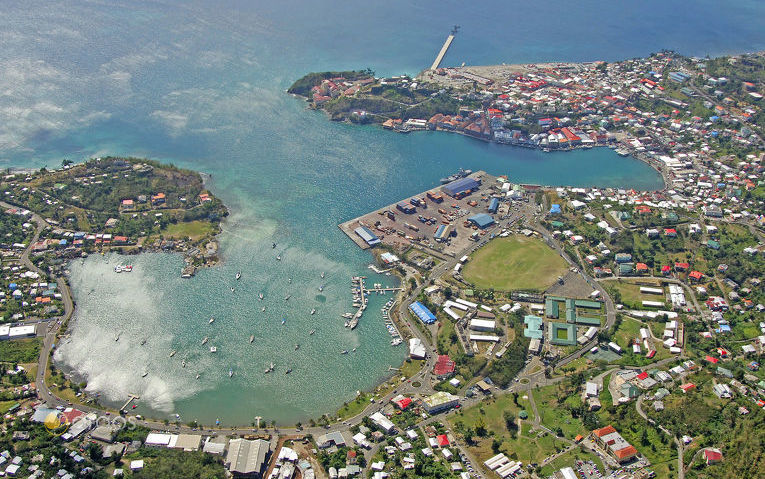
[2,0,764,424]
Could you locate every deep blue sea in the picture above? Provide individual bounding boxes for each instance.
[2,0,764,424]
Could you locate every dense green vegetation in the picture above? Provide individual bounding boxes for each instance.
[0,211,30,246]
[0,338,42,363]
[128,448,227,479]
[486,312,530,388]
[287,70,373,96]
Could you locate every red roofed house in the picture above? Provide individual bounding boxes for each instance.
[151,192,166,205]
[436,434,450,447]
[661,265,671,276]
[689,271,705,282]
[635,263,649,274]
[392,395,412,410]
[704,448,722,465]
[675,262,690,272]
[591,425,638,463]
[680,383,696,393]
[664,228,677,237]
[433,355,456,379]
[636,371,649,381]
[705,355,719,364]
[121,199,135,210]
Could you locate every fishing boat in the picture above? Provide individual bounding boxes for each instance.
[341,350,348,355]
[284,295,291,301]
[258,292,264,300]
[210,346,217,353]
[281,318,286,325]
[209,317,215,324]
[348,318,359,330]
[142,370,148,377]
[169,350,177,358]
[309,329,315,335]
[310,308,316,315]
[236,271,241,280]
[249,335,255,344]
[285,368,292,374]
[228,369,234,378]
[202,336,209,345]
[181,359,186,368]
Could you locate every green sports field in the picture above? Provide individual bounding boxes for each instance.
[462,236,568,291]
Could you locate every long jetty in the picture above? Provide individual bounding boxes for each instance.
[430,34,455,70]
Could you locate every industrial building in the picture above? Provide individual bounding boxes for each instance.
[225,438,270,477]
[467,213,495,229]
[354,226,380,247]
[409,301,437,324]
[441,177,480,198]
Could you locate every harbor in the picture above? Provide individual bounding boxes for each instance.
[347,276,403,344]
[338,170,514,256]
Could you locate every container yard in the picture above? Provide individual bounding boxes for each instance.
[338,171,513,256]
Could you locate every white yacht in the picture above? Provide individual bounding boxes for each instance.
[264,362,275,374]
[261,306,266,312]
[281,318,286,325]
[310,308,316,315]
[249,335,255,344]
[284,295,291,301]
[169,350,176,358]
[209,317,215,324]
[259,292,264,300]
[236,271,241,280]
[320,271,325,278]
[230,287,235,293]
[195,373,200,380]
[210,346,217,353]
[202,336,209,345]
[276,255,281,261]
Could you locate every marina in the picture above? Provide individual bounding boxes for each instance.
[346,276,403,341]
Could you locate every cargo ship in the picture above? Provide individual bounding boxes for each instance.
[440,168,472,184]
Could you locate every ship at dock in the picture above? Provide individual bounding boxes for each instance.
[440,168,472,184]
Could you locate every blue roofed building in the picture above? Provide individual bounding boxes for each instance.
[550,204,561,215]
[467,213,495,229]
[523,315,544,339]
[488,197,499,213]
[409,302,437,324]
[442,177,480,198]
[354,226,381,247]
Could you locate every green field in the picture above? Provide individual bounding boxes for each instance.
[162,220,216,240]
[0,338,42,364]
[606,280,664,309]
[462,236,568,291]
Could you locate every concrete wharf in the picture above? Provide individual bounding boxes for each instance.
[119,394,140,411]
[431,34,455,70]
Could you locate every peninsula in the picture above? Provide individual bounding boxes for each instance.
[290,51,765,188]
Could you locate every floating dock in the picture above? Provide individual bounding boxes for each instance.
[431,34,455,70]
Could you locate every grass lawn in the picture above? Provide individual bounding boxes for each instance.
[162,220,216,240]
[533,385,586,439]
[539,447,605,477]
[0,400,19,414]
[607,280,664,309]
[400,359,424,378]
[462,236,568,291]
[336,392,374,420]
[0,338,42,364]
[612,317,643,351]
[437,320,462,357]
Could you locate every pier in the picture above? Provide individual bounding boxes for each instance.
[120,394,140,411]
[349,276,403,341]
[430,34,455,70]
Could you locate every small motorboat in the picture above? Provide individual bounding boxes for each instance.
[341,350,348,355]
[261,306,266,312]
[209,317,215,324]
[285,368,292,374]
[281,318,286,325]
[320,271,325,278]
[309,329,315,335]
[249,335,255,344]
[294,344,300,351]
[284,295,291,301]
[195,373,200,380]
[229,369,234,378]
[210,346,217,353]
[310,308,316,315]
[236,271,241,280]
[202,336,209,345]
[142,370,148,378]
[181,359,186,368]
[259,292,264,300]
[169,350,177,358]
[318,284,324,292]
[140,338,146,346]
[230,287,235,293]
[352,347,357,352]
[276,255,281,261]
[114,333,121,342]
